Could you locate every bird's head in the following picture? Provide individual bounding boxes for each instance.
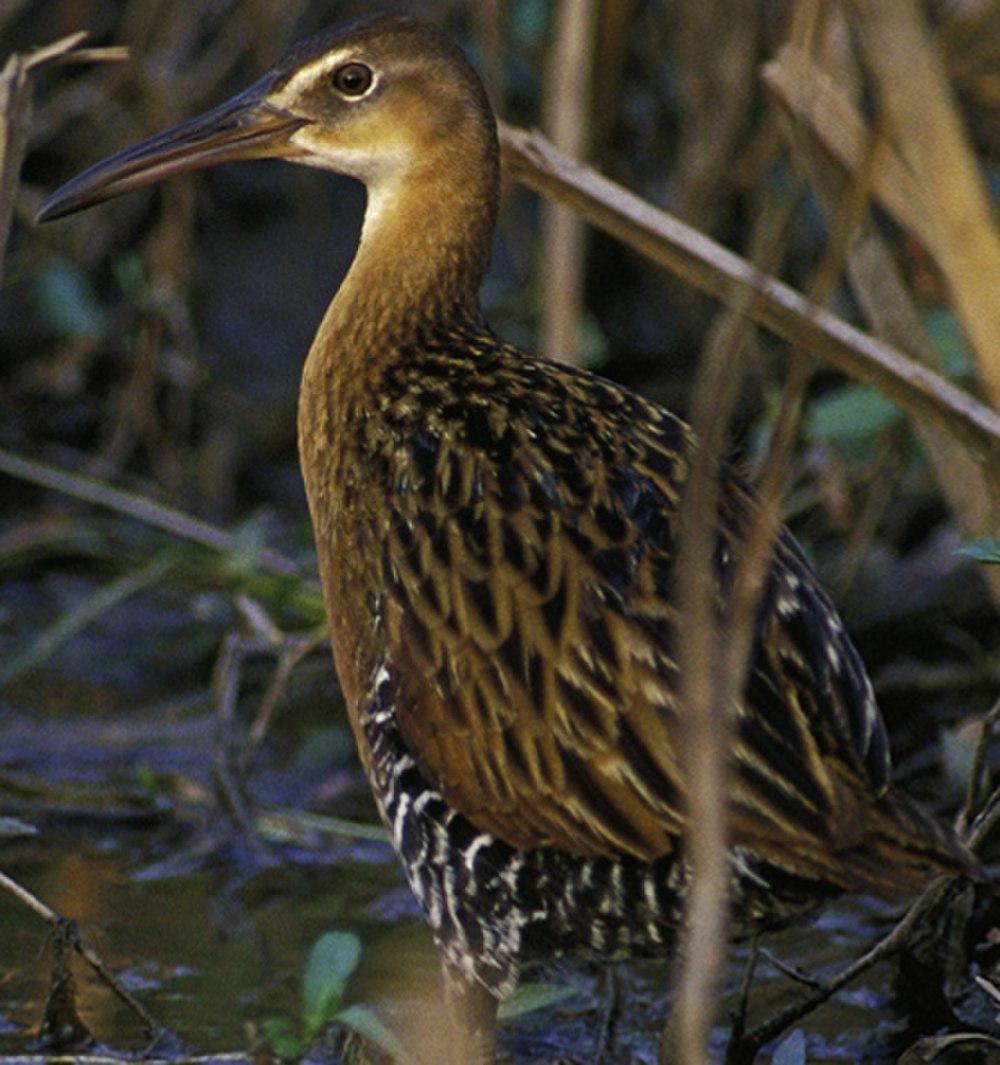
[37,16,498,223]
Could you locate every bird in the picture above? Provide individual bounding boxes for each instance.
[38,15,978,1061]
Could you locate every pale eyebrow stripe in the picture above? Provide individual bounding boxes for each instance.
[272,48,355,104]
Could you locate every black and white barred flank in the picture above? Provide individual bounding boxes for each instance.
[360,661,832,998]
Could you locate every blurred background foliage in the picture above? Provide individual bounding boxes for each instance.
[0,0,998,1059]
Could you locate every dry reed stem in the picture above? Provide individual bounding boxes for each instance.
[764,35,1000,608]
[588,0,636,157]
[669,46,883,1064]
[958,695,1000,836]
[847,0,1000,413]
[721,16,1000,1049]
[762,46,933,256]
[664,185,801,1065]
[662,301,750,1064]
[672,0,759,234]
[540,0,596,364]
[749,34,883,500]
[0,33,125,283]
[668,0,974,1051]
[735,93,887,635]
[499,123,1000,471]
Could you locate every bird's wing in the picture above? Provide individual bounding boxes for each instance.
[376,352,890,865]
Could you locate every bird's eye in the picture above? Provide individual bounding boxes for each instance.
[332,62,374,97]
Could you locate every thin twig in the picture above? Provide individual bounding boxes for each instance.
[727,876,963,1061]
[727,752,998,1059]
[210,624,273,854]
[254,808,388,845]
[973,975,1000,1007]
[241,630,326,772]
[832,434,903,599]
[0,1057,246,1065]
[0,447,302,578]
[726,109,886,636]
[957,695,1000,835]
[0,867,57,923]
[761,45,931,257]
[715,77,885,726]
[674,31,880,1064]
[0,550,178,689]
[965,783,1000,852]
[210,597,323,848]
[758,949,824,990]
[0,869,165,1040]
[48,47,130,67]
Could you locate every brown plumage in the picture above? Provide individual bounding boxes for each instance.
[38,15,977,1061]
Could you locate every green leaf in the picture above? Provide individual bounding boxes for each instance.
[771,1029,807,1065]
[112,252,147,303]
[335,1004,415,1064]
[260,1016,306,1060]
[34,259,108,338]
[302,931,363,1037]
[923,309,973,378]
[805,385,902,441]
[256,808,388,845]
[956,537,1000,565]
[511,0,550,44]
[579,311,609,368]
[498,982,576,1020]
[135,762,158,796]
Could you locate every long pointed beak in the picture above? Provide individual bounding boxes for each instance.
[36,78,308,223]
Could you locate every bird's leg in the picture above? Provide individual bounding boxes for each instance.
[592,964,622,1065]
[442,964,498,1064]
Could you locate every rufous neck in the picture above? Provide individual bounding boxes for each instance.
[314,128,499,364]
